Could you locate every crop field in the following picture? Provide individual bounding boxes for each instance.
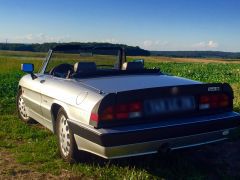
[0,50,240,179]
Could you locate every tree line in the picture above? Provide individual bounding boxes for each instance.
[1,42,239,58]
[0,42,150,56]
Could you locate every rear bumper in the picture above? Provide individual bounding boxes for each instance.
[68,112,240,159]
[73,128,238,159]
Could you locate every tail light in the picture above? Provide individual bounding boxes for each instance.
[90,101,143,122]
[199,93,230,110]
[101,107,115,120]
[116,102,142,119]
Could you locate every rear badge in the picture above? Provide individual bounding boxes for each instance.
[208,87,220,92]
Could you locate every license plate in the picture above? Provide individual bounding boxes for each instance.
[144,96,195,116]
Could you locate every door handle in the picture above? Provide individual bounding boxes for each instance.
[40,80,45,84]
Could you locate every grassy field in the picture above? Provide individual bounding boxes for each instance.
[0,50,240,179]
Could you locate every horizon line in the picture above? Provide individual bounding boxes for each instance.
[0,41,239,53]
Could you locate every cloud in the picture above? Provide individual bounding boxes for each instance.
[143,40,154,48]
[208,40,218,48]
[142,40,169,50]
[102,38,118,44]
[193,40,218,50]
[140,40,220,51]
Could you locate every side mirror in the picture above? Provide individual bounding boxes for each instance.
[21,63,34,73]
[21,63,37,80]
[132,59,144,66]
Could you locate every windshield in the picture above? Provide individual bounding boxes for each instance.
[41,46,156,78]
[45,49,121,74]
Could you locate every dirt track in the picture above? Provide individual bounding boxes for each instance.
[0,148,81,180]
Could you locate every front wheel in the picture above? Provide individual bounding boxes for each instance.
[56,108,78,163]
[16,89,32,123]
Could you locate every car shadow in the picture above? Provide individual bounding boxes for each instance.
[75,139,240,179]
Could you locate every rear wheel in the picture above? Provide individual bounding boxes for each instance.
[17,89,32,123]
[56,108,78,163]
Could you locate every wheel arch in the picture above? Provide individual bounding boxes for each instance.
[51,103,62,134]
[17,85,23,93]
[51,101,70,134]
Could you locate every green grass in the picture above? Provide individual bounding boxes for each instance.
[146,61,240,83]
[0,116,206,179]
[0,50,240,179]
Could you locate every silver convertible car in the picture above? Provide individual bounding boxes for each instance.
[17,45,240,162]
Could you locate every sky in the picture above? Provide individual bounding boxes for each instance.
[0,0,240,51]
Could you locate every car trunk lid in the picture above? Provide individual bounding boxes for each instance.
[77,74,201,93]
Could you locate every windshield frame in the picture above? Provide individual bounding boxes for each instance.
[39,45,125,74]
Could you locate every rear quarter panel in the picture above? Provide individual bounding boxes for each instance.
[19,74,105,127]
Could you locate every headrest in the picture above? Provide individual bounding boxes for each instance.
[74,62,97,73]
[121,62,144,71]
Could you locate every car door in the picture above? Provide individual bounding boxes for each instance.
[39,75,56,121]
[22,74,46,118]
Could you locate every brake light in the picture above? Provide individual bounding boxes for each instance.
[101,106,114,120]
[116,102,142,119]
[129,102,142,112]
[116,104,129,119]
[199,94,230,110]
[93,101,143,122]
[90,113,99,122]
[128,102,142,118]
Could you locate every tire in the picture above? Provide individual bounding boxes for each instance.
[16,89,32,123]
[56,108,78,163]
